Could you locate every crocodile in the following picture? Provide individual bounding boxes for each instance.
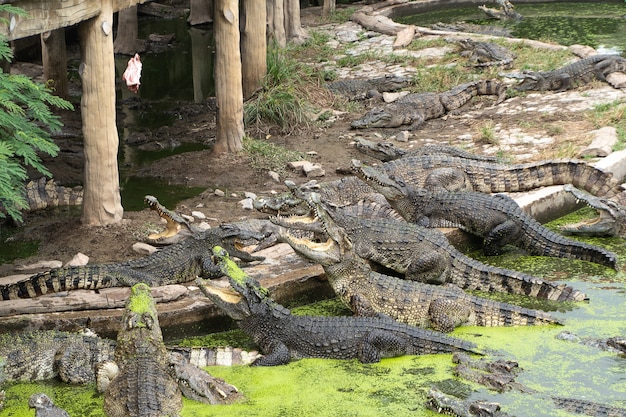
[555,331,626,354]
[275,191,563,332]
[426,388,512,417]
[24,177,83,212]
[430,22,513,38]
[354,137,500,163]
[503,54,626,92]
[28,393,71,417]
[280,180,586,301]
[452,352,529,393]
[0,222,265,301]
[324,74,411,100]
[454,38,516,68]
[144,194,203,244]
[376,153,624,199]
[352,160,618,270]
[196,246,479,365]
[551,397,626,417]
[100,283,241,416]
[560,184,626,238]
[478,0,523,20]
[351,79,506,130]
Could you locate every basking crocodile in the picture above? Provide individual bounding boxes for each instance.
[452,352,529,393]
[454,38,516,68]
[351,79,506,130]
[376,153,624,199]
[281,181,586,301]
[504,54,626,92]
[324,74,411,100]
[352,160,618,270]
[29,393,71,417]
[430,22,513,38]
[354,137,500,163]
[560,184,626,238]
[100,283,241,416]
[0,222,265,301]
[426,388,512,417]
[275,192,563,332]
[196,246,478,365]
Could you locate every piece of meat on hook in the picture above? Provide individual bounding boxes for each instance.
[122,53,142,93]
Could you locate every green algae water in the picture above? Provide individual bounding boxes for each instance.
[397,2,626,53]
[1,209,625,416]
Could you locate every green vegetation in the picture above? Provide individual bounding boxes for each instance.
[0,6,74,223]
[242,136,304,176]
[587,99,626,150]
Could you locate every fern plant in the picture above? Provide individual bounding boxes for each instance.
[0,5,74,223]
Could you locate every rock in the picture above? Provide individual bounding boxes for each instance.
[64,252,89,267]
[568,44,597,58]
[393,25,416,49]
[607,72,626,89]
[268,171,281,183]
[303,163,325,178]
[382,91,409,103]
[214,189,225,197]
[239,198,254,210]
[15,260,63,271]
[594,148,626,181]
[197,222,211,231]
[579,126,617,157]
[191,210,206,220]
[244,191,257,200]
[132,242,158,255]
[395,131,410,142]
[181,213,195,222]
[287,160,310,171]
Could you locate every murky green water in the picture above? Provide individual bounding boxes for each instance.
[1,209,625,417]
[397,2,626,53]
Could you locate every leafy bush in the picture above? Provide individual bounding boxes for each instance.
[0,5,74,222]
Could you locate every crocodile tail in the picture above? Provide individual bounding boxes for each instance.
[492,160,622,197]
[0,266,118,300]
[470,296,563,327]
[449,252,588,301]
[521,222,618,270]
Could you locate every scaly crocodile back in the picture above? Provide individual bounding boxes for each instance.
[381,155,622,199]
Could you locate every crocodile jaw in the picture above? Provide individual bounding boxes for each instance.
[281,234,341,266]
[195,278,250,320]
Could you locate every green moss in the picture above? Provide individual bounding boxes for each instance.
[213,246,248,286]
[127,283,156,316]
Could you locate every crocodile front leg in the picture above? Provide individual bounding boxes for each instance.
[250,340,290,366]
[483,220,523,256]
[428,298,473,332]
[358,331,406,363]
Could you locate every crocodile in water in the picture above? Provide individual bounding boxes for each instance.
[0,220,265,301]
[555,331,626,354]
[100,283,241,416]
[29,393,71,417]
[503,54,626,92]
[352,160,618,270]
[275,191,563,332]
[478,0,523,20]
[281,181,586,301]
[197,246,479,365]
[426,388,512,417]
[560,184,626,238]
[351,79,506,130]
[324,74,411,100]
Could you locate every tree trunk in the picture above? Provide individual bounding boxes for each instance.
[113,5,140,55]
[78,0,124,226]
[241,0,266,100]
[267,0,286,47]
[284,0,308,44]
[213,0,244,154]
[188,0,213,26]
[190,26,214,102]
[40,28,69,100]
[322,0,335,17]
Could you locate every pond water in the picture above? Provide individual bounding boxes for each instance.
[397,2,626,53]
[1,209,625,416]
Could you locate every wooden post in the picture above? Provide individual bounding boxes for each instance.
[241,0,266,100]
[78,0,124,225]
[213,0,244,153]
[41,28,69,99]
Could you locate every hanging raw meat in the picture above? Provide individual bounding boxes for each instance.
[122,53,142,93]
